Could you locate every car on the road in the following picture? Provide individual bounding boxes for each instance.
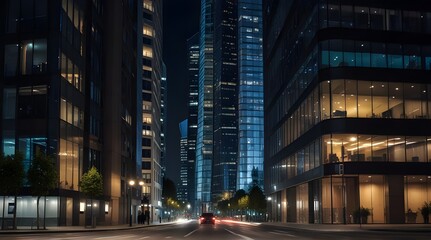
[199,212,215,224]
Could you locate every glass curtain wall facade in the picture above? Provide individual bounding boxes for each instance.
[196,0,214,214]
[178,119,188,202]
[264,0,431,224]
[187,33,199,212]
[212,0,238,202]
[237,0,264,192]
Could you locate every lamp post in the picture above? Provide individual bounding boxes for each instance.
[128,180,135,227]
[129,180,145,226]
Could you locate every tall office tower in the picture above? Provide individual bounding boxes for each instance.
[237,0,264,192]
[161,62,167,177]
[212,0,238,201]
[196,0,215,214]
[264,0,431,224]
[141,0,164,223]
[178,119,189,202]
[0,0,140,226]
[186,32,199,212]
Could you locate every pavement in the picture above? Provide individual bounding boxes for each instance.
[0,220,430,234]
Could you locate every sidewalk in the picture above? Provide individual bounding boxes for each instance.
[261,222,431,232]
[0,221,174,234]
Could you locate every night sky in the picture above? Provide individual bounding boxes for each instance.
[163,0,200,185]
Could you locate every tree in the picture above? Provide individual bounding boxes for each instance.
[248,185,266,221]
[238,195,249,221]
[230,189,247,211]
[80,166,103,227]
[217,199,230,216]
[0,153,25,230]
[27,152,58,229]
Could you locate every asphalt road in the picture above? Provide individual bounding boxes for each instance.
[0,220,430,240]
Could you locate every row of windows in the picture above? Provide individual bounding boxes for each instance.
[59,138,81,191]
[269,80,431,157]
[5,0,48,33]
[61,0,84,55]
[4,40,47,77]
[320,40,431,70]
[268,39,431,129]
[270,133,431,188]
[3,86,48,120]
[60,53,84,92]
[319,1,431,33]
[60,98,84,129]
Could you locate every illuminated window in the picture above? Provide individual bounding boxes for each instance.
[143,46,153,58]
[143,25,153,36]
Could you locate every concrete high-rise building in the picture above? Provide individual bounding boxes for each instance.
[237,0,264,192]
[141,0,164,224]
[264,0,431,224]
[186,32,199,212]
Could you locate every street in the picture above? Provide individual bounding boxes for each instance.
[0,220,430,240]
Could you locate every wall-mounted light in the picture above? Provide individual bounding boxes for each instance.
[80,202,85,213]
[105,203,109,214]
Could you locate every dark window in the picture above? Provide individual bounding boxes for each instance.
[142,138,151,146]
[142,161,151,170]
[143,80,151,91]
[142,149,151,158]
[143,92,152,101]
[4,44,19,76]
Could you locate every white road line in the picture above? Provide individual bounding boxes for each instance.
[138,237,150,239]
[269,230,296,237]
[225,229,255,240]
[184,229,199,237]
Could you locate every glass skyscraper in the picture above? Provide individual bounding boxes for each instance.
[212,0,239,201]
[196,0,214,213]
[187,32,199,212]
[237,0,264,191]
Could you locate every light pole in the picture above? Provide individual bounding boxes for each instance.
[128,180,135,227]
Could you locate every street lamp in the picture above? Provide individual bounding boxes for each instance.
[128,180,135,227]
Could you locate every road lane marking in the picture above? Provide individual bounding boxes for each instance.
[138,237,150,239]
[184,229,198,237]
[269,230,296,237]
[225,229,255,240]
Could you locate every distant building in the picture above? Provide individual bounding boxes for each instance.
[195,0,264,213]
[178,119,188,202]
[237,0,264,192]
[196,0,215,213]
[264,0,431,224]
[186,32,199,213]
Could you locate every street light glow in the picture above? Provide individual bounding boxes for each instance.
[129,180,135,186]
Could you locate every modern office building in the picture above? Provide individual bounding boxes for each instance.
[141,0,164,223]
[212,0,239,202]
[186,32,199,211]
[0,0,165,227]
[196,0,215,213]
[178,119,189,202]
[196,0,265,212]
[0,0,142,226]
[237,0,264,192]
[264,0,431,224]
